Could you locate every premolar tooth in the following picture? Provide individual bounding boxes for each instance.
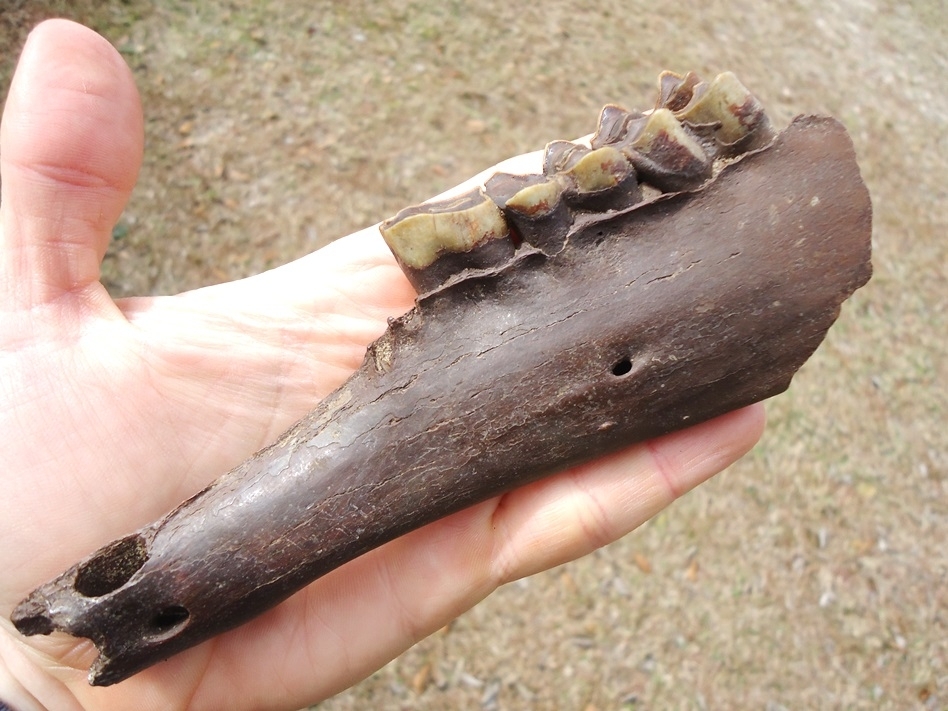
[488,174,564,218]
[673,71,774,153]
[543,140,584,176]
[626,108,711,191]
[485,172,569,252]
[549,142,641,212]
[657,70,703,113]
[505,180,562,216]
[380,187,512,293]
[591,104,647,148]
[562,146,631,193]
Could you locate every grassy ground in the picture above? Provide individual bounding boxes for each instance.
[2,1,946,709]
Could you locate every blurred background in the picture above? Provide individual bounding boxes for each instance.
[2,1,945,709]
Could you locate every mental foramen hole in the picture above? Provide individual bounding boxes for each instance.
[150,605,190,633]
[611,357,633,377]
[74,534,148,597]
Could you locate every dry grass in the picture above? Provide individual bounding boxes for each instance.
[2,1,945,709]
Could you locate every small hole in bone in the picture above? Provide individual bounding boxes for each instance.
[611,357,633,377]
[74,534,148,597]
[150,605,190,632]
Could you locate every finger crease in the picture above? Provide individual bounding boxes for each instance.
[12,159,114,191]
[566,470,615,550]
[646,439,683,500]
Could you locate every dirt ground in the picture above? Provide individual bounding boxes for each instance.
[2,1,945,709]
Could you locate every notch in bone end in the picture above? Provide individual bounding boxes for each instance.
[663,71,775,157]
[10,597,56,636]
[380,187,514,294]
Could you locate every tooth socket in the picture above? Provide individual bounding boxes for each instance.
[380,187,514,294]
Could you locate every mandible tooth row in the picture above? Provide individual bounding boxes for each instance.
[380,71,773,295]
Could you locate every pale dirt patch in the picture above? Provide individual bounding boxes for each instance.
[2,1,945,709]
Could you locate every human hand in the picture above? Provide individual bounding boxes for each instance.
[0,20,763,711]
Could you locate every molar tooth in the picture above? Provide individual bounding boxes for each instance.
[673,71,774,154]
[625,108,711,192]
[380,187,513,293]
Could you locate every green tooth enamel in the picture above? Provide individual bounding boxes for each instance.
[505,180,563,216]
[381,192,509,270]
[561,146,629,193]
[675,71,761,144]
[632,109,707,164]
[382,71,768,272]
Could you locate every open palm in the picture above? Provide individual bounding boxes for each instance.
[0,20,763,711]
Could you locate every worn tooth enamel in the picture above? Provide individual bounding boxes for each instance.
[561,146,631,193]
[380,188,508,269]
[380,187,512,293]
[631,109,706,163]
[624,108,711,191]
[387,192,507,266]
[542,141,641,211]
[487,140,641,252]
[674,71,774,152]
[484,172,569,252]
[498,177,564,218]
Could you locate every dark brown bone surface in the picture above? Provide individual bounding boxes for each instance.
[11,72,872,686]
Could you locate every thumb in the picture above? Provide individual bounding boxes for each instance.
[0,19,143,310]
